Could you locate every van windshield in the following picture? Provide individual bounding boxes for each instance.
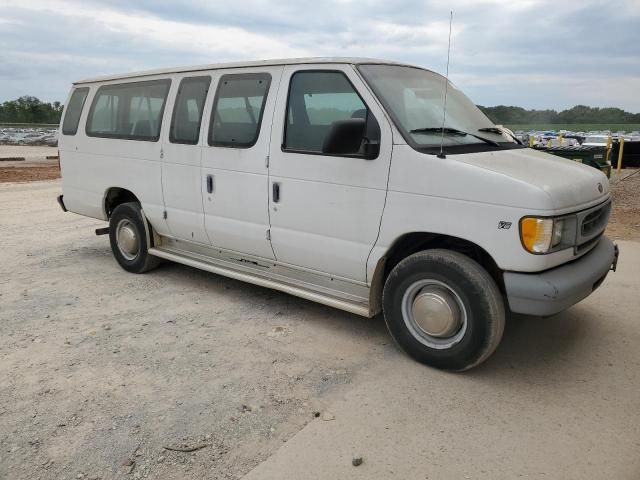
[358,64,518,153]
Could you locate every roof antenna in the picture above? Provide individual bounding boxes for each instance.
[437,10,454,159]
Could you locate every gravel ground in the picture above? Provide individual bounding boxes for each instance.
[0,165,60,183]
[0,182,388,480]
[0,146,60,183]
[0,145,58,164]
[608,169,640,240]
[1,175,639,480]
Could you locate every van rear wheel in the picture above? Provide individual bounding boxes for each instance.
[382,249,504,371]
[108,202,160,273]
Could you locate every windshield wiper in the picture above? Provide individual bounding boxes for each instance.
[409,127,501,147]
[478,127,522,145]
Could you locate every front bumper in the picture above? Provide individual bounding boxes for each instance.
[504,236,618,316]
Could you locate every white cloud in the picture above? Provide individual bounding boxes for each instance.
[0,0,638,111]
[6,0,308,60]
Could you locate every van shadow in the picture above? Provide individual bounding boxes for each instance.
[158,259,598,379]
[469,306,599,380]
[75,245,385,339]
[154,258,391,341]
[76,246,598,377]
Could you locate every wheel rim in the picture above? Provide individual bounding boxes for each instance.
[115,219,139,261]
[400,279,467,349]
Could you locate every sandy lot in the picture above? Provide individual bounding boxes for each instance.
[1,181,639,480]
[0,145,58,164]
[0,146,60,183]
[608,169,640,240]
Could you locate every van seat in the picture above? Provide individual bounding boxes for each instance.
[132,120,151,137]
[212,122,258,145]
[174,120,199,142]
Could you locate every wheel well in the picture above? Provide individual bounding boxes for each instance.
[369,232,504,316]
[104,188,140,218]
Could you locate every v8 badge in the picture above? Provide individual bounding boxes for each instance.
[498,221,512,230]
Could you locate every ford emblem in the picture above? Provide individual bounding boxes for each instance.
[598,183,603,193]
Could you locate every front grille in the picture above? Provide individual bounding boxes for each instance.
[574,201,611,255]
[575,234,602,254]
[581,204,610,237]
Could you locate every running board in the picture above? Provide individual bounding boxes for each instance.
[148,246,371,317]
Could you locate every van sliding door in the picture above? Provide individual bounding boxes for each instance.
[161,75,212,244]
[200,66,283,259]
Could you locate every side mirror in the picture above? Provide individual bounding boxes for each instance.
[322,118,366,156]
[363,138,380,160]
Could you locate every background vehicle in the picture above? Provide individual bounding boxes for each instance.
[583,135,610,147]
[57,58,618,371]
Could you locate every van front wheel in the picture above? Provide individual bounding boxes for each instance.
[382,249,504,371]
[108,202,160,274]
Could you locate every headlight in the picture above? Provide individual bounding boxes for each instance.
[552,219,564,247]
[520,217,569,254]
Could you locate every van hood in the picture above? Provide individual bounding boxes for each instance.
[454,147,609,211]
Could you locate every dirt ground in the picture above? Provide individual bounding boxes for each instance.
[0,165,61,183]
[0,146,60,183]
[1,182,386,480]
[1,180,640,480]
[607,169,640,240]
[0,145,58,161]
[0,147,640,480]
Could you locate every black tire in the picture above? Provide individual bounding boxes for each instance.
[108,202,160,273]
[382,249,504,371]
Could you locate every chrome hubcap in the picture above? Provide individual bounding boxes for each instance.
[116,219,139,261]
[401,279,467,349]
[411,287,461,337]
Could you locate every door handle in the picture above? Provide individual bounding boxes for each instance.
[206,174,214,194]
[272,182,280,203]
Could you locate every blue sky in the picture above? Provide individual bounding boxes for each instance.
[1,0,639,111]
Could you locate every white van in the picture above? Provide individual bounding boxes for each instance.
[57,58,618,371]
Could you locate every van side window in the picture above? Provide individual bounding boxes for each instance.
[61,87,89,135]
[208,73,271,148]
[86,79,171,141]
[284,71,367,153]
[170,76,211,144]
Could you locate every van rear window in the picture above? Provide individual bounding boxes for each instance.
[86,79,171,141]
[62,87,89,135]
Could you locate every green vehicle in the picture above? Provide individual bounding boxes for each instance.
[543,145,611,178]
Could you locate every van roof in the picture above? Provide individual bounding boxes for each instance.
[74,57,418,85]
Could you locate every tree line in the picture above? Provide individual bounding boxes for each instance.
[478,104,640,125]
[1,95,639,126]
[0,96,63,124]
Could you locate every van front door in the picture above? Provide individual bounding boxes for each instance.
[161,75,211,244]
[267,65,393,283]
[201,67,283,259]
